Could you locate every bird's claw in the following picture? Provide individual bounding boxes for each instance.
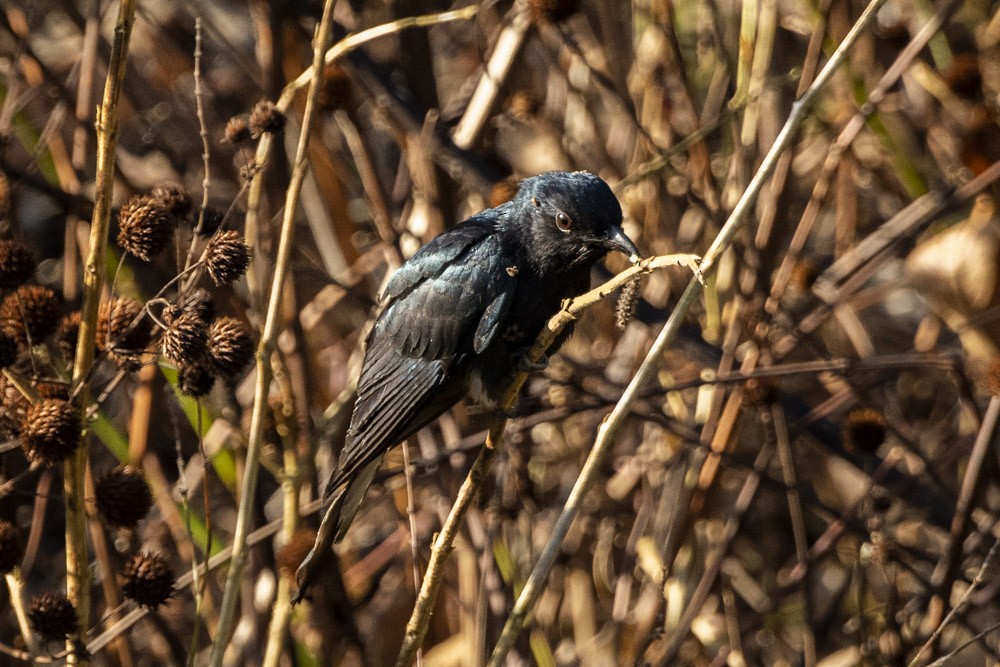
[516,352,548,373]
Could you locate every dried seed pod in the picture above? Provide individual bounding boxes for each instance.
[0,329,16,369]
[55,311,82,360]
[152,182,193,219]
[0,239,36,288]
[0,284,60,348]
[98,298,149,370]
[0,520,22,574]
[223,115,252,145]
[28,592,78,641]
[204,230,250,286]
[33,381,69,400]
[615,276,641,330]
[276,528,317,582]
[117,195,173,261]
[95,465,153,528]
[177,360,215,398]
[21,398,81,464]
[181,289,215,323]
[208,317,253,380]
[249,100,285,136]
[122,552,175,609]
[161,311,209,365]
[842,408,887,453]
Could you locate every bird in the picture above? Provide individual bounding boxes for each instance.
[294,171,638,600]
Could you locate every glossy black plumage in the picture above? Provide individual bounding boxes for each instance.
[295,171,638,599]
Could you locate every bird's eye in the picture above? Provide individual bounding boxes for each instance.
[555,212,573,232]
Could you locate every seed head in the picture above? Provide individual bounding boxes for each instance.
[178,360,216,398]
[55,311,82,360]
[152,182,193,219]
[223,115,252,145]
[0,239,36,288]
[0,284,60,348]
[208,317,254,380]
[98,298,149,370]
[28,592,78,641]
[95,465,153,528]
[249,100,285,136]
[204,230,250,286]
[615,276,641,330]
[122,552,176,609]
[0,520,22,574]
[21,398,81,464]
[117,195,173,261]
[165,289,215,327]
[162,311,209,364]
[842,408,887,453]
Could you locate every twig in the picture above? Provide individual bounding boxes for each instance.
[66,1,137,663]
[208,0,338,661]
[486,0,889,662]
[186,17,212,274]
[393,253,699,666]
[4,570,38,657]
[401,440,424,667]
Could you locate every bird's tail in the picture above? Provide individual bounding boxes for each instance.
[293,457,382,603]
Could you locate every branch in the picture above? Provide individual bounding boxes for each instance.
[393,253,699,666]
[67,1,136,663]
[488,0,890,662]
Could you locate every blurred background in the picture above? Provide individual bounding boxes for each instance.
[2,0,1000,664]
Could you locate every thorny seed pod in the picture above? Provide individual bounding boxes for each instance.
[276,528,317,582]
[117,194,173,261]
[615,276,641,331]
[0,284,60,348]
[28,592,78,641]
[223,115,252,145]
[527,0,580,23]
[21,398,81,464]
[0,520,22,574]
[0,329,16,369]
[152,182,193,219]
[55,311,82,360]
[204,230,250,286]
[164,289,215,327]
[0,239,36,289]
[842,407,887,453]
[0,376,26,439]
[122,552,176,609]
[177,360,216,398]
[208,317,254,380]
[98,298,150,370]
[33,381,69,400]
[95,465,153,528]
[249,99,285,136]
[161,311,209,365]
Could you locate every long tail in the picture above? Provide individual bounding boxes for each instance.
[293,457,382,603]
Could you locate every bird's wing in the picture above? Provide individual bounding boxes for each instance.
[328,221,517,488]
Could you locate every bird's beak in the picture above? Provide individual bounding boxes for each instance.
[606,225,640,263]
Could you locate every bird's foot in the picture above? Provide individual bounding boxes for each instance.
[516,352,548,373]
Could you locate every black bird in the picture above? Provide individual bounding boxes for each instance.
[295,171,638,599]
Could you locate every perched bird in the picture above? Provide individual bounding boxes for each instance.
[294,171,638,600]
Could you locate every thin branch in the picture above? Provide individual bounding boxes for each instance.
[208,0,339,661]
[486,0,890,662]
[67,0,137,663]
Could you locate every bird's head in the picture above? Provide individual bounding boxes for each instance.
[511,171,639,273]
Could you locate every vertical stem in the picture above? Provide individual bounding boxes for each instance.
[208,0,338,661]
[68,0,136,663]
